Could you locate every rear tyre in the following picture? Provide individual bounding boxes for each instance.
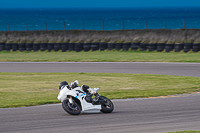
[100,96,114,113]
[62,98,81,115]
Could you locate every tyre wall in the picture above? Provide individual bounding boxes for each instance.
[0,42,199,52]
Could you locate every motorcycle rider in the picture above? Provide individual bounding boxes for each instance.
[59,80,99,104]
[81,84,100,104]
[81,85,98,94]
[57,80,114,115]
[59,80,98,95]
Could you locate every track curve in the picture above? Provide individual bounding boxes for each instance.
[0,62,200,133]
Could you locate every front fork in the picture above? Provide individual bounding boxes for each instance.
[69,96,73,104]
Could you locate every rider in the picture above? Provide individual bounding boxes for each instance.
[80,83,100,103]
[59,80,98,95]
[59,80,99,104]
[81,85,97,94]
[68,80,98,94]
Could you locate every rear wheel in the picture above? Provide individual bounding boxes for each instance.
[62,98,81,115]
[100,96,114,113]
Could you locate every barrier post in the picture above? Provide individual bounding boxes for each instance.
[123,21,124,30]
[145,20,147,29]
[64,22,66,30]
[26,23,28,31]
[45,22,47,30]
[102,21,104,30]
[8,24,10,31]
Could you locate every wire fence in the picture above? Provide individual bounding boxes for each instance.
[4,19,189,31]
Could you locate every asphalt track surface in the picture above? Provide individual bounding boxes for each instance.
[1,62,200,133]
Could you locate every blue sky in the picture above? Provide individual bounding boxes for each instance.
[0,0,200,8]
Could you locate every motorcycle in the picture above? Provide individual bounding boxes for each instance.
[57,80,114,115]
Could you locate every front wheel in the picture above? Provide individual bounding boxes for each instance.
[62,98,81,115]
[100,96,114,113]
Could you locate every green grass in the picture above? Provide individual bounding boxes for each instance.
[168,131,200,133]
[0,50,200,62]
[1,72,200,108]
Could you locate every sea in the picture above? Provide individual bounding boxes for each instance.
[0,7,200,31]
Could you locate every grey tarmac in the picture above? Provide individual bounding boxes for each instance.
[0,62,200,133]
[0,62,200,77]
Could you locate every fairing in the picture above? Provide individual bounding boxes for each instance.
[57,86,101,113]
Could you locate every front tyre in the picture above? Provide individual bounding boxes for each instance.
[62,98,81,115]
[100,96,114,113]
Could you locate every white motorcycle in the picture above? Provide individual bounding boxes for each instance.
[57,80,114,115]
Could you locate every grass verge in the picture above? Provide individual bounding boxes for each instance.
[168,131,200,133]
[0,50,200,62]
[0,72,200,108]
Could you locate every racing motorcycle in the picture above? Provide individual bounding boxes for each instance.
[57,80,114,115]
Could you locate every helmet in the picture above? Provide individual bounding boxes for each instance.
[81,85,89,93]
[59,81,68,90]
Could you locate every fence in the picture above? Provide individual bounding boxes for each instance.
[5,19,188,31]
